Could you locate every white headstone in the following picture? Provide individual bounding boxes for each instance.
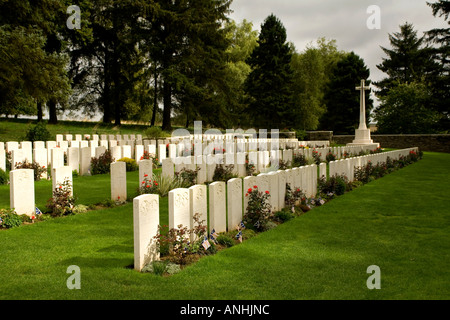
[267,171,279,212]
[79,147,91,176]
[209,181,227,233]
[161,158,174,179]
[10,169,35,216]
[139,159,153,186]
[33,148,48,179]
[111,161,127,202]
[51,147,64,170]
[168,188,190,231]
[52,166,73,197]
[227,178,243,231]
[67,147,79,173]
[189,184,208,241]
[277,170,287,210]
[133,194,159,271]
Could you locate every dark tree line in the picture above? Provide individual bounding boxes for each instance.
[1,1,447,134]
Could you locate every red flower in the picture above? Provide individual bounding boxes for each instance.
[253,185,258,189]
[155,183,158,186]
[146,185,150,188]
[265,191,270,195]
[248,188,252,193]
[118,196,120,200]
[144,174,148,177]
[245,193,249,197]
[296,188,300,192]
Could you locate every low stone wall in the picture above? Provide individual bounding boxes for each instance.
[332,134,450,153]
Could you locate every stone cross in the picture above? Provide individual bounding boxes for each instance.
[355,79,370,130]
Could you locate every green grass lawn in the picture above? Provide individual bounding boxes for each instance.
[0,118,154,142]
[0,152,449,300]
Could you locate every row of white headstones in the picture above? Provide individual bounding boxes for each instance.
[4,139,393,218]
[0,138,379,179]
[133,146,419,271]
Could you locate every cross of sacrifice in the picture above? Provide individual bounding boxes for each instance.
[355,79,371,130]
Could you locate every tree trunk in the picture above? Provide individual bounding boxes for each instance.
[48,100,58,124]
[151,66,158,127]
[162,80,172,131]
[37,102,43,122]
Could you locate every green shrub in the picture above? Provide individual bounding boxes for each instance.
[318,174,350,196]
[90,150,114,175]
[118,157,138,172]
[212,164,235,182]
[0,208,22,229]
[24,122,51,142]
[216,234,234,248]
[175,167,200,187]
[274,208,295,223]
[0,168,8,185]
[145,126,163,139]
[15,160,46,181]
[243,185,272,232]
[292,154,307,167]
[46,179,75,217]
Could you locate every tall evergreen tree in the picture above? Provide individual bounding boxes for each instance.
[244,14,295,129]
[375,22,435,97]
[320,52,373,134]
[144,0,232,131]
[425,0,450,131]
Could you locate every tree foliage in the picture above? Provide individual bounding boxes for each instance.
[320,52,373,134]
[245,14,295,129]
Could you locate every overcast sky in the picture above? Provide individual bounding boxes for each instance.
[228,0,447,106]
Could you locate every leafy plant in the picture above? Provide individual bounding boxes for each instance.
[0,208,22,229]
[145,126,163,139]
[292,153,307,167]
[285,183,305,209]
[318,174,349,196]
[90,150,114,175]
[15,160,46,181]
[118,157,138,172]
[245,155,256,176]
[312,149,321,165]
[216,234,235,248]
[175,167,199,187]
[212,164,235,182]
[24,122,51,142]
[138,174,159,195]
[153,213,208,265]
[243,185,272,232]
[0,168,8,185]
[325,151,337,163]
[46,179,75,217]
[274,208,295,223]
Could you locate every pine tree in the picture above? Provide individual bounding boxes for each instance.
[320,52,373,134]
[244,14,295,129]
[425,0,450,131]
[375,22,435,97]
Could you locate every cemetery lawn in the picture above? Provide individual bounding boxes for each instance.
[0,152,449,300]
